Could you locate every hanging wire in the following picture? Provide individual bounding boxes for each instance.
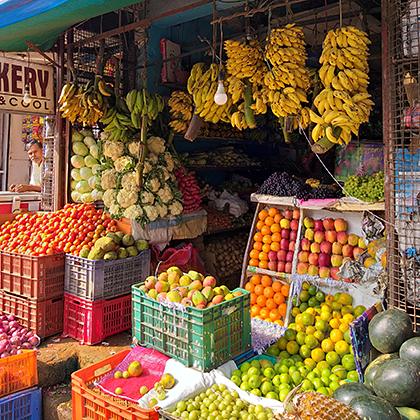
[219,20,224,70]
[339,0,343,28]
[324,0,328,31]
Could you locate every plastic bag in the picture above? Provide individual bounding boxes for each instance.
[209,190,248,218]
[151,242,205,275]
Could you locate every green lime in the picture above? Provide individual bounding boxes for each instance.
[308,285,317,296]
[299,291,310,302]
[316,291,326,302]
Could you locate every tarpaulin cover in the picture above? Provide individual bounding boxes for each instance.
[0,0,144,52]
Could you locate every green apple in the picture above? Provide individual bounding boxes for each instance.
[250,388,262,397]
[248,375,262,389]
[248,367,261,377]
[260,381,273,396]
[231,375,241,387]
[291,371,302,386]
[265,392,278,400]
[263,367,275,380]
[280,373,291,384]
[240,362,251,373]
[240,382,251,392]
[250,359,261,369]
[272,375,282,387]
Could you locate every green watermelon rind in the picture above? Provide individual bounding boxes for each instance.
[364,353,399,389]
[332,382,374,405]
[400,337,420,369]
[349,394,403,420]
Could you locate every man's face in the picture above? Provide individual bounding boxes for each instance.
[28,144,42,165]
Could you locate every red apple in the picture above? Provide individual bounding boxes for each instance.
[334,218,347,232]
[277,261,286,272]
[314,220,324,231]
[337,232,348,245]
[298,251,309,263]
[325,230,337,244]
[284,209,293,220]
[290,230,298,242]
[290,220,299,231]
[308,253,319,265]
[323,218,335,230]
[318,253,331,267]
[332,242,343,255]
[268,261,278,271]
[281,229,290,240]
[330,267,342,281]
[280,239,290,251]
[320,241,332,254]
[297,262,309,275]
[268,251,277,261]
[331,254,343,267]
[303,217,314,228]
[314,231,326,244]
[305,229,315,241]
[286,251,294,262]
[300,238,311,251]
[293,209,300,220]
[319,267,330,278]
[353,247,364,260]
[311,242,321,254]
[342,244,354,257]
[308,265,319,276]
[289,241,296,252]
[285,262,293,273]
[347,234,359,247]
[277,250,287,262]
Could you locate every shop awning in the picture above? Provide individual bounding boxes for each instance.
[0,0,144,52]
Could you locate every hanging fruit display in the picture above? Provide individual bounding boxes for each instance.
[168,91,194,133]
[125,88,165,127]
[310,26,374,145]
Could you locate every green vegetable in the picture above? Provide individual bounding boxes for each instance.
[84,154,98,168]
[80,167,93,181]
[75,180,92,194]
[71,154,85,168]
[72,141,89,156]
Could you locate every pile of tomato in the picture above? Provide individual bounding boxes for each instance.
[0,203,118,256]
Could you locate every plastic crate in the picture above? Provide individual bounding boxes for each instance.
[0,351,38,398]
[65,250,150,301]
[72,349,158,420]
[0,386,41,419]
[237,354,278,368]
[0,272,64,299]
[1,291,64,339]
[0,250,65,280]
[63,293,132,345]
[132,284,252,371]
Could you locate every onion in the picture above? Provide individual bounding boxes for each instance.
[0,333,7,341]
[21,342,32,349]
[8,328,16,336]
[9,321,19,329]
[5,345,11,353]
[1,352,10,358]
[10,336,21,347]
[9,349,17,356]
[2,321,9,332]
[16,350,22,355]
[0,316,7,321]
[28,336,40,347]
[20,328,28,336]
[7,315,14,322]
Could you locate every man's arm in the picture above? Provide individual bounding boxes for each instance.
[9,184,41,193]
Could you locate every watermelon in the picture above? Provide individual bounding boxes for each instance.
[368,309,413,353]
[349,394,403,420]
[332,382,374,405]
[373,358,420,407]
[396,407,420,420]
[400,337,420,368]
[364,353,399,389]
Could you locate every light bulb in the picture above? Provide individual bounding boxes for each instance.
[214,81,228,105]
[23,84,31,104]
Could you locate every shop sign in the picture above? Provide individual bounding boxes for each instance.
[0,57,54,115]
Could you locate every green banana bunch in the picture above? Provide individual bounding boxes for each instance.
[126,88,165,128]
[100,97,136,142]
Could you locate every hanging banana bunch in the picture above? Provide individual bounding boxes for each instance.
[310,26,373,145]
[168,91,193,133]
[187,62,233,124]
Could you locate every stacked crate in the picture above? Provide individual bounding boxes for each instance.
[0,251,65,338]
[63,250,150,345]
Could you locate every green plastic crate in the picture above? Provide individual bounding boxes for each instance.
[132,283,252,371]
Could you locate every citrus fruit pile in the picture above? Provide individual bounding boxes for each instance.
[245,275,289,326]
[248,207,300,274]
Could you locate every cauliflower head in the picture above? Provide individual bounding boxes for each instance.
[143,205,159,222]
[103,189,116,207]
[103,140,124,161]
[164,153,175,172]
[140,191,155,205]
[101,169,117,190]
[169,201,183,216]
[155,203,168,218]
[128,141,141,157]
[157,184,173,203]
[123,205,143,220]
[114,156,134,173]
[147,177,160,193]
[158,166,170,181]
[117,188,138,208]
[121,171,139,192]
[147,137,166,155]
[143,161,153,175]
[100,131,111,141]
[147,153,158,165]
[109,203,121,217]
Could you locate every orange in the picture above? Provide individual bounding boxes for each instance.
[251,275,261,285]
[265,217,275,227]
[274,292,285,305]
[330,329,344,343]
[264,318,273,323]
[254,284,264,295]
[270,242,280,252]
[266,298,276,310]
[245,282,255,293]
[274,319,284,326]
[254,232,263,242]
[271,232,281,242]
[251,304,261,317]
[278,303,287,317]
[311,348,325,362]
[306,307,316,317]
[269,309,281,321]
[257,295,267,307]
[249,249,259,259]
[253,241,263,251]
[256,220,265,231]
[262,235,272,244]
[261,243,270,253]
[261,225,271,236]
[335,340,350,356]
[272,281,282,293]
[249,259,259,267]
[329,318,341,329]
[254,315,263,320]
[264,286,274,298]
[339,323,349,333]
[274,214,283,224]
[259,260,269,269]
[325,294,334,301]
[260,307,270,319]
[268,207,280,217]
[270,224,281,233]
[258,209,269,220]
[250,293,257,305]
[321,338,335,353]
[261,275,272,287]
[281,284,290,297]
[259,251,269,261]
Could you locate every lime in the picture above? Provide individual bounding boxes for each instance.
[291,354,303,363]
[333,293,341,302]
[299,302,309,312]
[329,380,340,392]
[347,370,360,382]
[301,312,315,326]
[316,291,326,302]
[304,358,316,371]
[317,361,330,372]
[301,379,314,391]
[315,319,328,332]
[284,329,297,341]
[314,330,325,342]
[286,341,299,355]
[305,335,319,349]
[332,364,348,380]
[317,387,330,396]
[277,337,288,350]
[266,345,280,356]
[341,354,356,371]
[308,285,317,296]
[325,351,340,367]
[299,291,310,302]
[354,305,366,318]
[292,296,298,306]
[302,282,310,291]
[296,332,307,345]
[308,297,320,308]
[299,345,312,359]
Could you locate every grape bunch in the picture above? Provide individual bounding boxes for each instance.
[257,172,342,200]
[343,171,384,202]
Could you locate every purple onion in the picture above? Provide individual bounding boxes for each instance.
[20,343,32,349]
[1,352,10,358]
[9,349,17,356]
[16,350,22,355]
[20,328,28,336]
[9,321,19,329]
[2,322,9,332]
[0,316,7,321]
[8,328,16,336]
[7,315,14,322]
[10,337,21,347]
[28,336,40,347]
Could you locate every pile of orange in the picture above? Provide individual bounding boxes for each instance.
[245,274,289,326]
[249,207,283,269]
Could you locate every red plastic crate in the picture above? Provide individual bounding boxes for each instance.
[63,293,131,345]
[0,250,65,279]
[72,349,158,420]
[1,291,64,338]
[1,272,64,299]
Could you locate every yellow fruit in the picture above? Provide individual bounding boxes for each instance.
[342,313,355,324]
[287,341,300,355]
[321,338,335,353]
[331,302,343,311]
[330,329,344,343]
[161,373,175,389]
[329,318,341,329]
[128,361,143,377]
[311,348,325,362]
[295,323,306,332]
[337,293,353,306]
[306,326,316,335]
[339,323,349,333]
[335,340,350,356]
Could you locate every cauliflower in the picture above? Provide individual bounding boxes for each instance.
[169,201,183,216]
[144,205,159,222]
[123,205,143,220]
[117,188,138,208]
[100,131,111,141]
[103,189,116,207]
[140,191,155,205]
[121,171,139,192]
[114,156,134,173]
[103,140,124,161]
[148,177,160,193]
[109,204,121,217]
[155,203,168,218]
[147,153,158,165]
[143,161,153,175]
[158,166,170,181]
[147,137,166,154]
[164,153,175,172]
[101,169,117,190]
[157,185,173,203]
[128,141,141,156]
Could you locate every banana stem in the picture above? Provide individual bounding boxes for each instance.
[244,80,256,129]
[279,116,291,143]
[167,131,175,148]
[185,109,203,142]
[135,115,149,189]
[311,136,335,154]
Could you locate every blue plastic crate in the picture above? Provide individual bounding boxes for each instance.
[0,387,41,420]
